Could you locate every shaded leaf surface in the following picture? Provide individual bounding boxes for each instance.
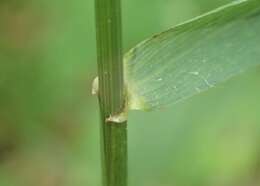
[124,0,260,110]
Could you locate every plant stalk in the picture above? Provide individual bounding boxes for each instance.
[95,0,127,186]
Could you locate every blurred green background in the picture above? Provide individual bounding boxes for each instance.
[0,0,260,185]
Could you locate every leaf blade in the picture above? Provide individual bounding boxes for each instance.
[124,0,260,111]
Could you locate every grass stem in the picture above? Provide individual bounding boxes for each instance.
[95,0,127,185]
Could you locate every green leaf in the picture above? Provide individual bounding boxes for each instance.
[124,0,260,111]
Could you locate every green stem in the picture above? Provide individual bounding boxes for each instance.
[95,0,127,186]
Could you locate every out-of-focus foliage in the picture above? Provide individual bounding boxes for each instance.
[0,0,259,186]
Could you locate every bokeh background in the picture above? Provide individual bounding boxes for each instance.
[0,0,260,185]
